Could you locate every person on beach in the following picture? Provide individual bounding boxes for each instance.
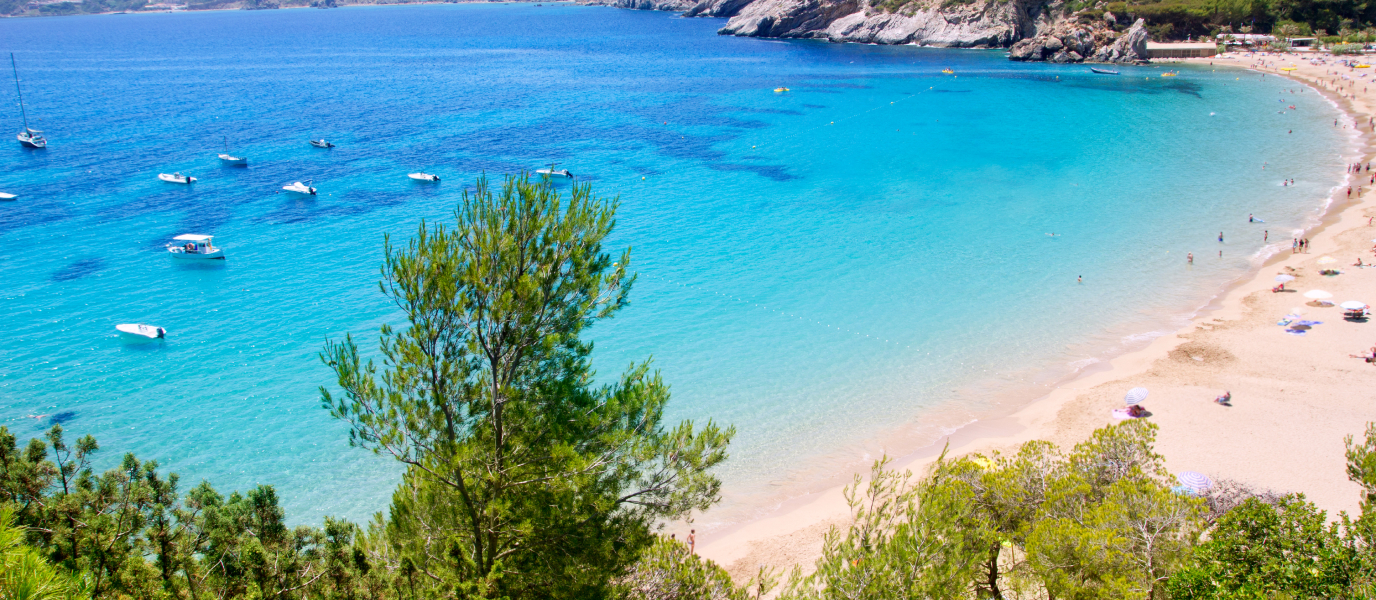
[1265,230,1269,242]
[1249,214,1254,222]
[688,530,696,554]
[1219,232,1224,243]
[1215,391,1232,405]
[1293,238,1299,252]
[1077,275,1082,283]
[1188,252,1194,264]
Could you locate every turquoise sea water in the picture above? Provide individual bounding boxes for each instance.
[0,6,1351,524]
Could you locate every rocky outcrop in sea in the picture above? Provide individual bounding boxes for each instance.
[578,0,1153,63]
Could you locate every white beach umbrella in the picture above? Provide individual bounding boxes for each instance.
[1177,471,1213,493]
[1124,387,1149,406]
[1341,301,1368,310]
[1317,256,1338,265]
[1304,290,1334,299]
[1275,274,1295,283]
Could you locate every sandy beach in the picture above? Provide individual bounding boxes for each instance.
[696,53,1376,581]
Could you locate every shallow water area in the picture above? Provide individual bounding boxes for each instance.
[0,6,1350,524]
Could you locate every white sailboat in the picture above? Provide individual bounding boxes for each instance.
[11,53,46,149]
[116,323,166,339]
[408,172,440,182]
[283,181,317,195]
[166,233,225,260]
[218,136,247,166]
[159,172,196,184]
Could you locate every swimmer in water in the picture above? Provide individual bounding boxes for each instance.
[1077,275,1083,283]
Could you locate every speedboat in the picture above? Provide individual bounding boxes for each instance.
[0,192,15,201]
[166,233,225,259]
[283,181,317,195]
[159,173,196,184]
[535,164,573,178]
[941,69,954,74]
[218,136,247,166]
[116,323,166,339]
[1090,67,1119,75]
[11,54,46,149]
[774,86,790,92]
[309,139,335,148]
[408,172,440,182]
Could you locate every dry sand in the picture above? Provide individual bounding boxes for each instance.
[694,52,1376,583]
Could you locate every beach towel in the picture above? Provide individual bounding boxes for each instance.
[1297,320,1323,326]
[1277,318,1293,326]
[1111,409,1136,420]
[1284,328,1306,336]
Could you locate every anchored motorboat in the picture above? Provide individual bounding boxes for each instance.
[283,181,317,195]
[11,54,46,149]
[535,163,573,178]
[0,192,15,201]
[116,323,166,339]
[159,172,196,184]
[167,233,225,260]
[218,136,247,166]
[1090,67,1120,75]
[408,172,440,182]
[309,139,335,148]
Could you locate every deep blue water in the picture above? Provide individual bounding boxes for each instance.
[0,5,1349,524]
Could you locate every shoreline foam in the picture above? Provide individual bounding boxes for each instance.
[695,53,1376,581]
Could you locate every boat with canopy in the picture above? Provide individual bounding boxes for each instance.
[166,234,224,260]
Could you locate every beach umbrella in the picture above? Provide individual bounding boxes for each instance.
[1177,471,1212,493]
[1304,290,1334,299]
[1124,387,1149,406]
[1341,301,1367,310]
[1275,274,1295,283]
[1317,256,1338,264]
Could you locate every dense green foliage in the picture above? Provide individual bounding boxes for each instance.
[784,420,1206,600]
[321,173,733,599]
[0,424,385,600]
[1102,0,1376,41]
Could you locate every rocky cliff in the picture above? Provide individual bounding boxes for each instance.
[579,0,1151,62]
[1008,15,1148,63]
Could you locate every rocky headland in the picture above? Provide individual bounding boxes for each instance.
[580,0,1151,63]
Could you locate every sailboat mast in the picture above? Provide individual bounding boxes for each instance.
[10,53,30,132]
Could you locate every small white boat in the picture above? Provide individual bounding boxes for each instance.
[408,172,440,182]
[12,54,46,149]
[0,192,15,201]
[535,163,573,178]
[309,139,335,149]
[166,233,225,260]
[218,136,247,166]
[159,172,196,184]
[283,181,317,195]
[116,323,166,339]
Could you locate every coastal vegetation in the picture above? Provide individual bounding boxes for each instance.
[4,175,1376,598]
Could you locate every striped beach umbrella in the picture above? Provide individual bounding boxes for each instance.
[1177,471,1212,493]
[1124,387,1149,406]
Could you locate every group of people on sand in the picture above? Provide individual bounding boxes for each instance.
[1293,238,1311,253]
